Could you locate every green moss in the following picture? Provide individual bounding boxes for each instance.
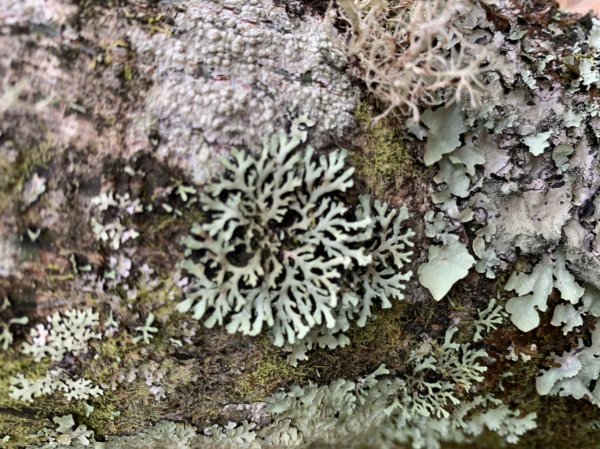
[0,351,79,448]
[0,353,48,447]
[0,141,53,214]
[0,413,48,449]
[303,301,417,383]
[233,337,310,402]
[346,302,411,352]
[82,379,164,436]
[79,334,164,435]
[350,103,413,198]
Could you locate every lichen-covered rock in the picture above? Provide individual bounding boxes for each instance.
[415,1,600,433]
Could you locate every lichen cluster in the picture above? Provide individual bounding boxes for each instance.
[22,306,534,449]
[9,309,104,404]
[179,118,414,362]
[413,0,600,417]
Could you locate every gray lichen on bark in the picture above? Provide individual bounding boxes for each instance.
[2,0,600,448]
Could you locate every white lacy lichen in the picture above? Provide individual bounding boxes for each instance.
[262,325,534,449]
[179,120,413,357]
[9,369,103,404]
[285,196,415,364]
[132,313,158,345]
[473,298,506,342]
[90,191,142,252]
[26,415,94,448]
[10,308,104,404]
[22,308,101,362]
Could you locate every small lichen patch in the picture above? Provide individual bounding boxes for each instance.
[523,131,553,156]
[418,239,475,301]
[422,104,468,166]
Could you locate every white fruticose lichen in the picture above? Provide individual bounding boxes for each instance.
[335,0,490,122]
[179,120,413,357]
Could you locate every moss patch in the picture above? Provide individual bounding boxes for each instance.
[0,141,53,214]
[0,351,72,448]
[303,301,418,383]
[233,337,311,402]
[350,103,413,199]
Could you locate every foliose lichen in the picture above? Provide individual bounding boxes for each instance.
[9,369,103,404]
[412,0,600,421]
[22,309,101,362]
[23,311,535,449]
[178,118,414,360]
[537,318,600,407]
